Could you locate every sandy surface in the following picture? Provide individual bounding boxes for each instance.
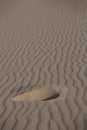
[0,0,87,130]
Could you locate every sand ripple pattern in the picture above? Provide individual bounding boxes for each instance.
[0,0,87,130]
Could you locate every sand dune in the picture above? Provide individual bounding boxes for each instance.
[0,0,87,130]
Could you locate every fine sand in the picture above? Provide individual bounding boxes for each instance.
[0,0,87,130]
[12,87,68,101]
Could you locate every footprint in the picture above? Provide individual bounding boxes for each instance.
[12,88,60,102]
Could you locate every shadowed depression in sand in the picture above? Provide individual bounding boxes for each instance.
[12,88,60,101]
[0,0,87,130]
[12,87,68,102]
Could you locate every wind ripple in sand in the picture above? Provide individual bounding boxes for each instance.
[0,0,87,130]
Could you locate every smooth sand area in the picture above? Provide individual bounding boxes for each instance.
[12,86,68,102]
[0,0,87,130]
[12,88,59,101]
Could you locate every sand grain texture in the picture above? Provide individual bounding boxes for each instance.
[0,0,87,130]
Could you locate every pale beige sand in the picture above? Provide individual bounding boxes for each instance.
[12,88,58,101]
[12,86,68,101]
[0,0,87,130]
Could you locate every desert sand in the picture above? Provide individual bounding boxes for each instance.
[0,0,87,130]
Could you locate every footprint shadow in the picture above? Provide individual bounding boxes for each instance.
[42,93,60,101]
